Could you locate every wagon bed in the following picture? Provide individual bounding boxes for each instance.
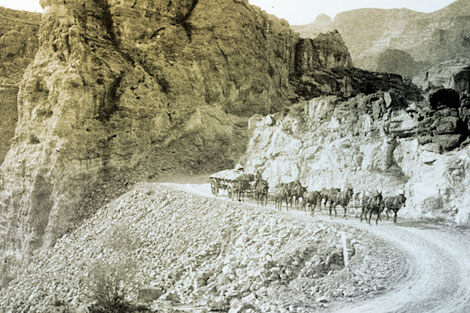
[209,169,255,199]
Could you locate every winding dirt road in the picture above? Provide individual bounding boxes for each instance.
[325,219,470,313]
[159,179,470,313]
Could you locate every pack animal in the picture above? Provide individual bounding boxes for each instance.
[290,180,307,209]
[360,191,384,225]
[383,193,406,223]
[273,183,291,210]
[329,188,354,218]
[322,188,340,211]
[304,191,322,215]
[231,180,250,202]
[255,179,269,207]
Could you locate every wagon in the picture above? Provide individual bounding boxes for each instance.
[209,169,255,199]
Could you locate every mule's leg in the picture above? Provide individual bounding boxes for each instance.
[394,210,398,224]
[368,209,373,225]
[376,209,381,225]
[386,208,390,220]
[343,205,347,219]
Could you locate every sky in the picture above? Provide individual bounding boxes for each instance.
[248,0,456,24]
[0,0,458,25]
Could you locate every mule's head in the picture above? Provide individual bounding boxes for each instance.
[375,190,383,201]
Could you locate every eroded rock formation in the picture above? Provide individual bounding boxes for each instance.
[292,0,470,76]
[0,0,354,277]
[243,62,470,225]
[0,7,41,85]
[0,7,40,170]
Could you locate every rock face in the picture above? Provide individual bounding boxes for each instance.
[0,7,41,85]
[0,86,18,164]
[292,0,470,76]
[0,0,354,277]
[243,63,470,225]
[376,49,421,78]
[0,7,41,169]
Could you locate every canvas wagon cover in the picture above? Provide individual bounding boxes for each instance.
[209,169,254,181]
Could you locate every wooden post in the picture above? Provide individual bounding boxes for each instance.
[341,232,349,268]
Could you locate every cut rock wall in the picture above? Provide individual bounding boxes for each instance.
[0,0,354,277]
[243,65,470,225]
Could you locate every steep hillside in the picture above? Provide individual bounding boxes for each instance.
[243,61,470,225]
[0,7,41,85]
[0,0,357,279]
[292,0,470,75]
[0,184,402,312]
[0,86,17,164]
[0,7,40,166]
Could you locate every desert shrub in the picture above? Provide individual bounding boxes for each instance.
[87,257,152,313]
[86,224,151,313]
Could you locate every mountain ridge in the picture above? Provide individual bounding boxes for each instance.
[292,0,470,75]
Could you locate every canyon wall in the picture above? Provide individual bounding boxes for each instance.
[0,0,354,277]
[0,7,41,171]
[292,0,470,76]
[243,61,470,225]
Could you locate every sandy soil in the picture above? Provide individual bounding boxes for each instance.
[158,177,470,313]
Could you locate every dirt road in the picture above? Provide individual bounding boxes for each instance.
[159,180,470,313]
[325,219,470,313]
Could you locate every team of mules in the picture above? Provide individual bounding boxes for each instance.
[271,181,406,224]
[229,176,406,224]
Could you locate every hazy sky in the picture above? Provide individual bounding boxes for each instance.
[0,0,457,24]
[249,0,456,24]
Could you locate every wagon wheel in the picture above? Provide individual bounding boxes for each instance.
[210,180,219,196]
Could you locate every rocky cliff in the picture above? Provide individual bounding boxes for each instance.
[243,61,470,225]
[0,0,354,278]
[0,7,41,85]
[292,0,470,76]
[0,7,40,170]
[0,86,18,165]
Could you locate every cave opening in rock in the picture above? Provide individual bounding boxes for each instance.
[429,88,460,110]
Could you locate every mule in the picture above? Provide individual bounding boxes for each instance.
[304,191,322,215]
[329,188,354,218]
[255,179,269,206]
[383,193,406,223]
[360,191,384,225]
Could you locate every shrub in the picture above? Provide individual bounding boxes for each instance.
[87,257,152,313]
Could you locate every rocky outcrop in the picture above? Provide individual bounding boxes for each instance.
[243,63,470,225]
[0,0,354,278]
[0,8,41,166]
[376,49,422,78]
[292,0,470,76]
[412,59,470,152]
[291,14,333,40]
[0,7,41,85]
[0,86,18,164]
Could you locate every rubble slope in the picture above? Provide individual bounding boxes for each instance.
[0,184,403,313]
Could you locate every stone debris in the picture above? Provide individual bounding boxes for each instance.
[0,184,402,313]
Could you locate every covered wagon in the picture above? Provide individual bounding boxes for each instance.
[209,169,255,200]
